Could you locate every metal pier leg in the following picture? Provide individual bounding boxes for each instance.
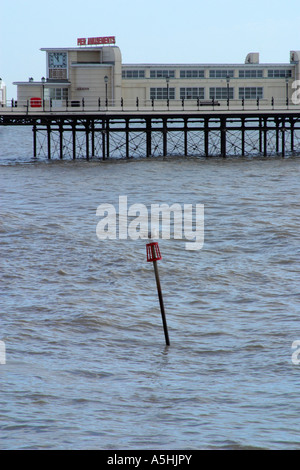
[126,118,130,158]
[259,117,262,154]
[184,117,188,157]
[281,118,285,158]
[276,118,279,153]
[85,120,90,161]
[241,118,245,156]
[290,118,294,154]
[72,122,76,159]
[106,119,110,159]
[204,118,209,157]
[33,124,37,158]
[220,117,226,157]
[59,122,63,159]
[163,118,167,157]
[47,124,51,159]
[91,120,95,157]
[146,118,151,158]
[102,119,106,160]
[263,117,267,157]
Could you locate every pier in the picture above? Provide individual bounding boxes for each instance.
[1,103,300,159]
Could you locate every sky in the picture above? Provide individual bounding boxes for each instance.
[1,0,300,98]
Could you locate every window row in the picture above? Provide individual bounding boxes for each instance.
[239,87,263,99]
[150,87,264,100]
[150,70,176,79]
[122,70,145,79]
[122,68,290,79]
[209,87,234,100]
[124,69,235,79]
[40,86,264,101]
[180,70,205,78]
[180,88,205,99]
[267,69,292,78]
[209,70,234,79]
[239,70,263,78]
[150,88,176,100]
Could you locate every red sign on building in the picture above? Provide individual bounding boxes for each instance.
[77,36,116,46]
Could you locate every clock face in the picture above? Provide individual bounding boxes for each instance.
[49,52,67,68]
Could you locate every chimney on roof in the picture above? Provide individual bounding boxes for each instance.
[245,53,259,64]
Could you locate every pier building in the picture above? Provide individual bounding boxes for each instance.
[11,37,300,109]
[2,37,300,161]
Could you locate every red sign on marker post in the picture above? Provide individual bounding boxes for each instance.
[77,36,116,46]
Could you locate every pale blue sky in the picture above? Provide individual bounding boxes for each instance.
[1,0,300,98]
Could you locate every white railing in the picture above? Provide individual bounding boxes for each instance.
[1,97,300,113]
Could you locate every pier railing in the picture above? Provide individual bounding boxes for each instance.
[2,97,300,114]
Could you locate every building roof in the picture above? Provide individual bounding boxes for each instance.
[122,62,293,68]
[40,46,119,52]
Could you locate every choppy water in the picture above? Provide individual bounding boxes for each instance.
[1,125,300,450]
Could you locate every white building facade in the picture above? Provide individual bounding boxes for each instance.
[12,37,300,109]
[0,78,7,106]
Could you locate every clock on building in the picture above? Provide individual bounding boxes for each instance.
[48,52,67,68]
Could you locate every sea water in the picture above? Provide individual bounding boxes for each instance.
[0,125,300,449]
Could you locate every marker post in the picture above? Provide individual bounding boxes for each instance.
[146,241,170,346]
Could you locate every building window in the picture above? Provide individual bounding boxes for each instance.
[49,69,67,79]
[267,69,292,78]
[239,70,263,78]
[48,88,69,100]
[209,70,234,79]
[180,88,205,99]
[150,88,175,100]
[209,87,234,100]
[122,70,145,79]
[150,70,175,79]
[180,70,205,79]
[239,87,263,99]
